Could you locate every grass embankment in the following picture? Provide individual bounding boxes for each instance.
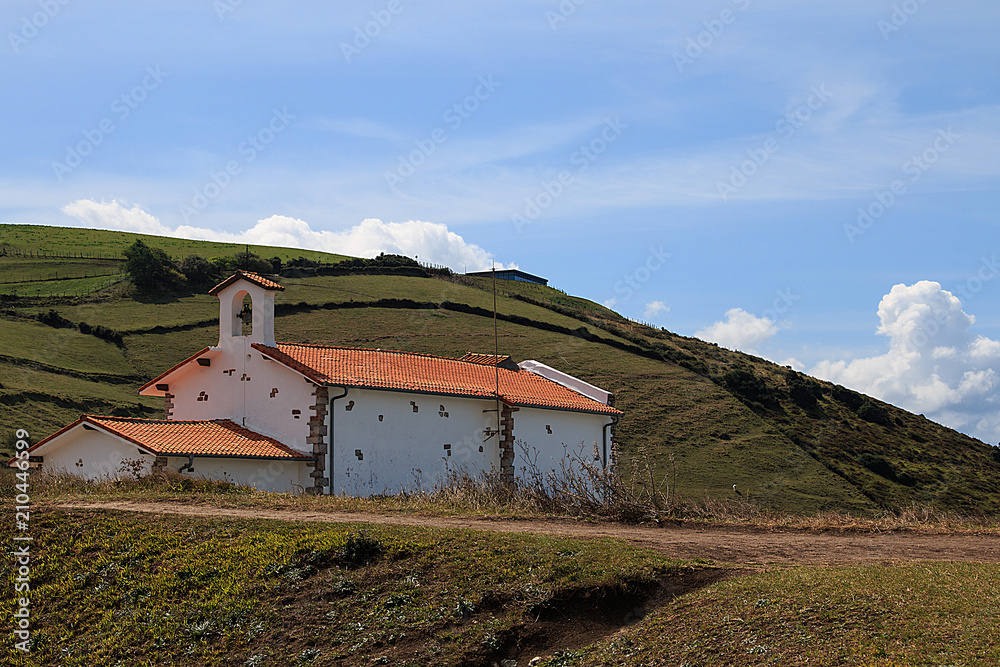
[4,500,999,666]
[579,561,1000,666]
[3,506,696,667]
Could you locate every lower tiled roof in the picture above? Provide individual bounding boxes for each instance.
[25,416,311,460]
[253,343,621,415]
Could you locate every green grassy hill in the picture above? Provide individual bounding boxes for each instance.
[3,223,1000,515]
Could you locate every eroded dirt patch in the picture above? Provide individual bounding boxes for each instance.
[479,567,738,665]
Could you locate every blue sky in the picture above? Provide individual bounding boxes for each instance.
[3,1,999,441]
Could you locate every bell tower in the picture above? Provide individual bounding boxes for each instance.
[208,271,284,351]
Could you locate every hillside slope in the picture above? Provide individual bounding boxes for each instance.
[2,224,999,514]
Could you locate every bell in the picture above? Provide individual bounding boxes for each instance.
[239,302,252,325]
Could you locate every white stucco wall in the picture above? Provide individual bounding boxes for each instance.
[510,407,614,479]
[37,427,155,479]
[35,425,308,492]
[159,456,307,493]
[164,341,316,455]
[330,388,498,495]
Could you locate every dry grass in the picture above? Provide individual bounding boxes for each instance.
[16,454,1000,535]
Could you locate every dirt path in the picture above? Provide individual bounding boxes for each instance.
[56,500,1000,566]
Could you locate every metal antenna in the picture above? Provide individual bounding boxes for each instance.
[493,261,500,446]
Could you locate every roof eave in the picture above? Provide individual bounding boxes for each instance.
[138,347,215,396]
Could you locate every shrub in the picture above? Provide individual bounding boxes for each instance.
[722,369,771,404]
[832,385,865,411]
[179,255,222,287]
[786,371,823,409]
[124,240,176,289]
[337,530,385,568]
[858,453,898,481]
[35,309,74,329]
[857,400,892,427]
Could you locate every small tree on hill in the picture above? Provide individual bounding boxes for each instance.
[123,240,175,289]
[179,255,222,287]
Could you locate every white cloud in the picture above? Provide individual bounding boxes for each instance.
[61,199,171,236]
[695,308,779,353]
[60,200,504,271]
[643,300,669,320]
[812,281,1000,443]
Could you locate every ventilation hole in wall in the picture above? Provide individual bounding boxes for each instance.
[355,449,363,461]
[76,459,83,468]
[443,444,452,457]
[197,391,209,402]
[410,401,418,413]
[346,400,355,411]
[378,415,383,422]
[270,388,279,398]
[240,373,251,382]
[546,425,552,434]
[224,369,235,376]
[292,409,301,420]
[479,446,484,453]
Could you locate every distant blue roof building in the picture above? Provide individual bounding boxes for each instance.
[465,269,548,286]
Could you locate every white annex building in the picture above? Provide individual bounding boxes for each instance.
[14,272,621,495]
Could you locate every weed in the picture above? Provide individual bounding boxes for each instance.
[337,529,386,568]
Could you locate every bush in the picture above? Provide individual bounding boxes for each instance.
[336,530,385,568]
[124,240,176,289]
[91,325,124,347]
[286,256,320,269]
[35,309,74,329]
[179,255,223,287]
[786,371,823,409]
[857,400,892,427]
[832,385,865,411]
[858,453,898,481]
[722,369,771,404]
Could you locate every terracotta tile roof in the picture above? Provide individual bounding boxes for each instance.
[208,270,284,295]
[16,416,311,460]
[253,343,621,415]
